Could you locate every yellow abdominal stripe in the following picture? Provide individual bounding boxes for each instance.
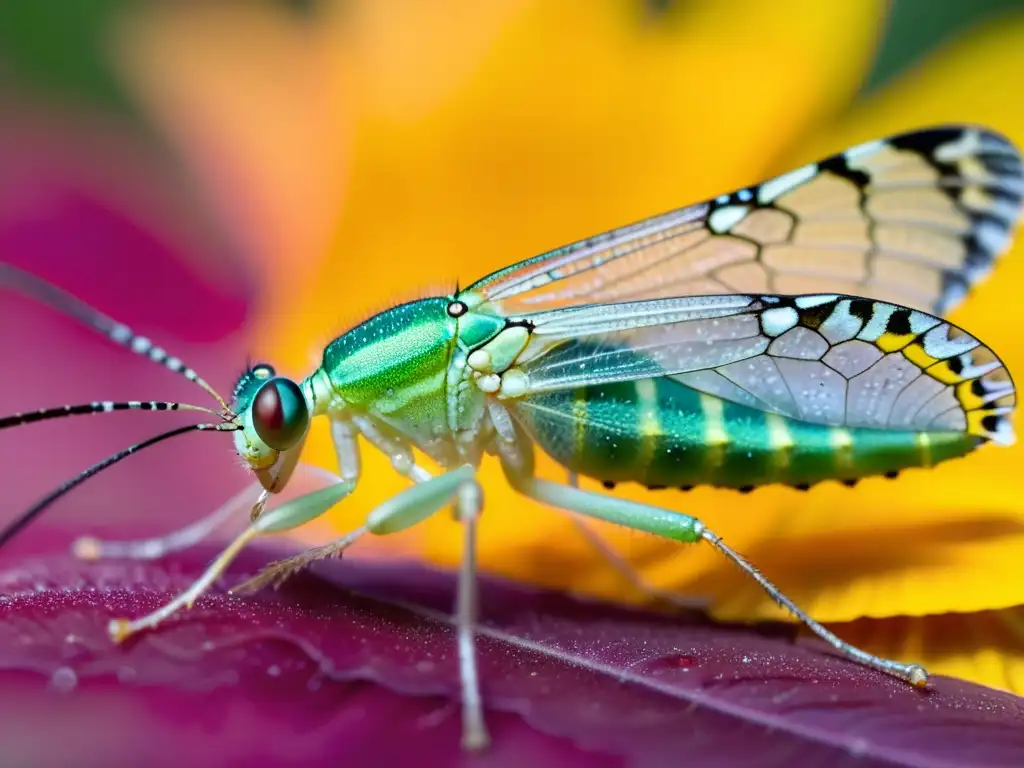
[764,412,794,470]
[829,427,855,473]
[699,393,729,470]
[635,378,662,466]
[572,387,589,456]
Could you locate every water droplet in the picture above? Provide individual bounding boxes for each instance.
[50,666,78,692]
[267,665,281,678]
[656,653,696,670]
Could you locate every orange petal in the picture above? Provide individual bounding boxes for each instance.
[112,2,350,323]
[259,1,887,608]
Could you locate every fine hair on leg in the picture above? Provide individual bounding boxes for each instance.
[504,463,928,687]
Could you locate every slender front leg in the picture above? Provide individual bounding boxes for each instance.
[232,465,488,750]
[72,461,350,561]
[78,418,363,563]
[108,478,358,641]
[329,415,361,482]
[506,467,927,688]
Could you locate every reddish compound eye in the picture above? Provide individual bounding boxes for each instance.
[251,377,308,451]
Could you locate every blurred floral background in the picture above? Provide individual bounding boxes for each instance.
[2,2,1024,763]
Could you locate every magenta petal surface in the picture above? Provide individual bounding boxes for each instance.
[0,102,256,557]
[0,545,1022,767]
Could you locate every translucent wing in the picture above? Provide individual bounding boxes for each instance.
[508,294,1015,443]
[468,127,1023,317]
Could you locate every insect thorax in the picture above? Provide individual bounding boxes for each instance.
[315,294,531,465]
[319,296,474,463]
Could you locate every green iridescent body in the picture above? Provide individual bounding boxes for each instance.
[321,298,459,462]
[308,297,980,493]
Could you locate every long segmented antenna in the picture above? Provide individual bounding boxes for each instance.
[0,264,231,412]
[0,422,239,549]
[0,400,221,431]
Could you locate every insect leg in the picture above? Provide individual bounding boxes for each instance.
[231,465,489,750]
[230,418,437,593]
[72,482,264,561]
[350,413,434,482]
[452,477,488,751]
[76,420,367,561]
[329,415,362,482]
[232,467,476,594]
[230,525,369,593]
[496,426,706,610]
[108,478,357,642]
[561,506,710,611]
[505,467,928,688]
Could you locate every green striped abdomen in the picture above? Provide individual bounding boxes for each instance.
[512,378,979,490]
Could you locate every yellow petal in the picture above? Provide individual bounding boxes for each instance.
[693,13,1024,625]
[113,3,351,323]
[294,0,884,335]
[256,1,887,609]
[825,606,1024,694]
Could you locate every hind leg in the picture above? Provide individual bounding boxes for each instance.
[563,472,709,611]
[505,463,928,688]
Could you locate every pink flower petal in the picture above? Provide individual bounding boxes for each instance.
[0,99,257,555]
[0,543,1021,766]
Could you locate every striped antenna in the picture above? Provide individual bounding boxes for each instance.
[0,400,221,431]
[0,264,231,412]
[0,421,239,549]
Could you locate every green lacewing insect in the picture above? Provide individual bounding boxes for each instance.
[1,125,1021,751]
